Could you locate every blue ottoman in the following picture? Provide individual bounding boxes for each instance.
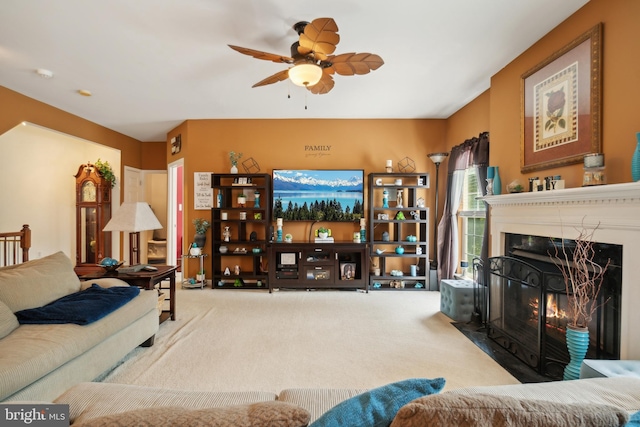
[440,279,474,322]
[580,359,640,379]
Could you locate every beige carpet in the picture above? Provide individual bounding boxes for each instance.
[101,288,519,393]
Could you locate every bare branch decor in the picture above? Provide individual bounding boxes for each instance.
[549,220,610,329]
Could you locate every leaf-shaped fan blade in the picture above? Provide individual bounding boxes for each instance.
[252,69,290,88]
[326,53,384,76]
[298,18,340,61]
[228,45,293,64]
[307,71,335,95]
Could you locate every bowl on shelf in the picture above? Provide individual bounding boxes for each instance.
[219,246,228,254]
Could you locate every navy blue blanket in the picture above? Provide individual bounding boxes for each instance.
[15,284,140,325]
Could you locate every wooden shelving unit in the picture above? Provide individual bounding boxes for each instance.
[367,172,431,290]
[210,173,271,290]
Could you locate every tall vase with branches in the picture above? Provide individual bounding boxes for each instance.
[549,220,610,380]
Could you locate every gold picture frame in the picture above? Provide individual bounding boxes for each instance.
[521,23,602,173]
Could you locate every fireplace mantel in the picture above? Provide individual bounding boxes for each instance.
[484,182,640,207]
[484,182,640,359]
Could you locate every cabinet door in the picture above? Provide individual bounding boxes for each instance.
[301,247,332,265]
[303,265,333,282]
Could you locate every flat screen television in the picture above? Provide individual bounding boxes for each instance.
[272,169,364,221]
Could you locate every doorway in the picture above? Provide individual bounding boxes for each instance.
[168,159,184,269]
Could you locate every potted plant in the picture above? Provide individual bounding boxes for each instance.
[317,227,329,239]
[229,151,243,174]
[196,269,205,282]
[189,242,201,256]
[237,193,247,207]
[549,221,611,380]
[95,158,116,188]
[192,218,210,248]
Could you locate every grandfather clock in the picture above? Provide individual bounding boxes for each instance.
[74,163,112,272]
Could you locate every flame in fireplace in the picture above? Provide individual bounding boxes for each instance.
[529,295,567,319]
[545,294,567,319]
[529,295,569,333]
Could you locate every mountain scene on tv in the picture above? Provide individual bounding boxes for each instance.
[273,170,364,221]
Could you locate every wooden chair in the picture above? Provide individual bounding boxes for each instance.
[0,224,31,267]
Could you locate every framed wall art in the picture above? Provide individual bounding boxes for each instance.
[520,23,602,173]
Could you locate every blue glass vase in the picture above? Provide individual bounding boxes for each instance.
[563,326,589,381]
[632,132,640,182]
[493,166,502,195]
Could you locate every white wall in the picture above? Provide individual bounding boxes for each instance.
[0,123,121,261]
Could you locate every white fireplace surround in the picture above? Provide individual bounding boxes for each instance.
[484,182,640,360]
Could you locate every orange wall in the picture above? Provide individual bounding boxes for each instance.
[487,0,640,188]
[141,141,168,170]
[445,90,490,148]
[0,86,146,182]
[172,118,446,256]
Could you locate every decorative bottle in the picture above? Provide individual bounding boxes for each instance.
[216,191,223,208]
[493,166,502,195]
[486,166,495,195]
[276,218,283,242]
[382,189,389,208]
[632,132,640,182]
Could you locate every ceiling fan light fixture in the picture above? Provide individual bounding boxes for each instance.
[288,63,322,87]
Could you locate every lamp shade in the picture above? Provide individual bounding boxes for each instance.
[103,202,162,232]
[288,63,323,87]
[427,152,449,165]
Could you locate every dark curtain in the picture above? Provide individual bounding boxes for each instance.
[436,132,489,285]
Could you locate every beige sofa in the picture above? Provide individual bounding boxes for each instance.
[0,251,159,402]
[52,376,640,426]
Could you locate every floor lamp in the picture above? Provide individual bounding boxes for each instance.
[427,152,449,272]
[103,202,162,265]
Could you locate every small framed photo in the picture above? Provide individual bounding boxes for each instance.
[340,262,356,280]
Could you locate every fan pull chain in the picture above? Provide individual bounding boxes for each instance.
[305,91,308,110]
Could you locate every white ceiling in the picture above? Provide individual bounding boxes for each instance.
[0,0,589,142]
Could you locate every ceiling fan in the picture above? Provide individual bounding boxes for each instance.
[228,17,384,94]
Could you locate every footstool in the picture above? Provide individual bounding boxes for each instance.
[440,279,474,322]
[580,359,640,379]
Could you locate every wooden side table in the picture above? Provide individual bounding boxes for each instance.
[80,265,177,323]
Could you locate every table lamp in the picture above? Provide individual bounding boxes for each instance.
[103,202,162,265]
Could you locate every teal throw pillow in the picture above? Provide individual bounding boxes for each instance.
[309,377,446,427]
[625,411,640,426]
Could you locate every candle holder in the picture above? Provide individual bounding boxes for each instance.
[460,260,469,277]
[276,218,283,242]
